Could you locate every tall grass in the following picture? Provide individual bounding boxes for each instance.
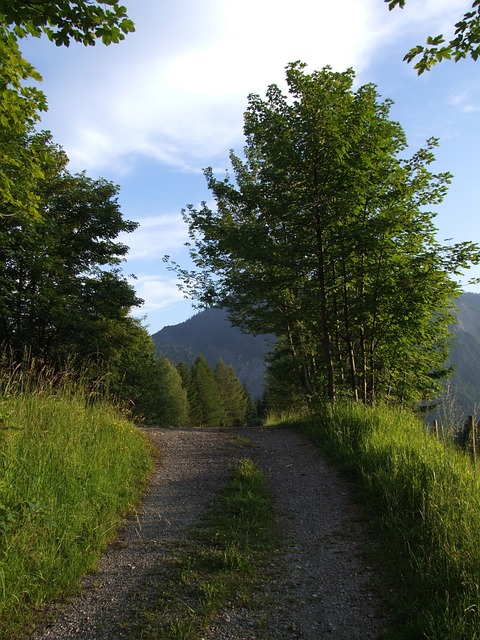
[301,403,480,640]
[0,365,153,639]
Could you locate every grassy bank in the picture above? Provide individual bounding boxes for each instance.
[0,371,153,639]
[300,403,480,640]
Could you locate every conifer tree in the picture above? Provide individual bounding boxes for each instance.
[155,356,189,426]
[188,355,223,427]
[215,359,249,426]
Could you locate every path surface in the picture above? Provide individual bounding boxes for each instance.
[32,427,389,639]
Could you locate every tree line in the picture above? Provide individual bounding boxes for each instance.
[159,355,255,427]
[3,2,480,421]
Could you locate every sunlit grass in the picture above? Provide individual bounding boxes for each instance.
[301,402,480,640]
[0,367,153,640]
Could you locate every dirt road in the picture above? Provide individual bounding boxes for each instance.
[32,427,389,639]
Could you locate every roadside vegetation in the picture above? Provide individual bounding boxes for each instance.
[0,368,153,640]
[290,402,480,640]
[122,457,275,640]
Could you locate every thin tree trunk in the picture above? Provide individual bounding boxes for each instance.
[314,212,335,402]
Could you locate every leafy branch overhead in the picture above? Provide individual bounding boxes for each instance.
[0,1,134,219]
[387,0,480,73]
[0,0,134,46]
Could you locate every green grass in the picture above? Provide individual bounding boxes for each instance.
[300,402,480,640]
[0,370,153,640]
[123,458,275,639]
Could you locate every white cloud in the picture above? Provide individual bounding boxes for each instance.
[450,89,480,113]
[26,0,395,174]
[128,275,185,311]
[24,0,470,176]
[120,214,189,260]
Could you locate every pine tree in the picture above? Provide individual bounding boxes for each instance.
[215,359,249,427]
[188,355,223,427]
[155,356,189,426]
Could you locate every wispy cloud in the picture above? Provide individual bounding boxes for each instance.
[128,275,185,311]
[119,214,189,260]
[450,89,480,113]
[24,0,394,175]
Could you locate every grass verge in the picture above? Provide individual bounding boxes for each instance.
[122,458,275,639]
[300,402,480,640]
[0,372,153,640]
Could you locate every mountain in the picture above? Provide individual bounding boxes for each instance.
[151,294,480,417]
[448,292,480,418]
[151,308,274,400]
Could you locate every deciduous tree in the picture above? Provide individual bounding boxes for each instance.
[0,132,141,367]
[172,63,480,407]
[0,1,134,218]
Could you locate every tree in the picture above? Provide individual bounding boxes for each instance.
[0,31,48,218]
[386,0,480,73]
[154,356,189,426]
[263,342,311,416]
[0,2,134,219]
[215,359,249,426]
[172,62,480,407]
[188,355,224,427]
[0,132,142,366]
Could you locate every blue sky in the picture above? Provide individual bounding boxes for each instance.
[21,0,480,334]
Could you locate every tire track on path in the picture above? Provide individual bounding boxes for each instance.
[32,427,389,640]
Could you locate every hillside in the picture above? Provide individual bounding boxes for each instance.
[151,308,274,400]
[448,292,480,418]
[151,295,480,416]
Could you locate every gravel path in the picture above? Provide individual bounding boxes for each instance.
[32,426,390,639]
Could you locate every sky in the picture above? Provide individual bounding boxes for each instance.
[20,0,480,334]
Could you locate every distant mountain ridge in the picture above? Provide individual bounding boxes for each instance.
[151,308,274,400]
[151,294,480,416]
[448,292,480,417]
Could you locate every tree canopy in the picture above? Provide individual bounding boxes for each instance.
[387,0,480,73]
[0,1,134,219]
[172,62,480,407]
[0,0,134,46]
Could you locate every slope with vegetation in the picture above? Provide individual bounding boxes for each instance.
[152,307,273,400]
[0,4,157,637]
[0,367,153,640]
[2,2,480,638]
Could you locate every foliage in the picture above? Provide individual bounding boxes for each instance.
[172,62,480,407]
[0,1,133,219]
[387,0,480,73]
[152,307,272,401]
[262,340,310,415]
[0,367,153,640]
[154,356,189,426]
[0,30,48,218]
[0,134,138,356]
[302,402,480,639]
[122,458,275,639]
[215,359,249,426]
[188,355,224,427]
[0,132,167,422]
[0,0,134,46]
